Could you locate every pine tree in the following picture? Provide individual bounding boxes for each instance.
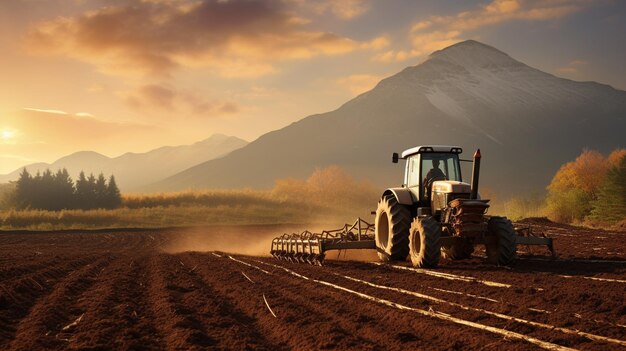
[75,171,87,209]
[54,168,75,210]
[589,155,626,223]
[14,168,32,209]
[106,175,122,209]
[84,174,97,209]
[94,173,108,208]
[37,169,55,210]
[75,171,99,209]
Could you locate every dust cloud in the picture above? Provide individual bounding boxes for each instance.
[162,223,380,262]
[162,225,294,256]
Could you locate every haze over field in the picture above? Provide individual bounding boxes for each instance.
[0,134,246,191]
[1,0,625,195]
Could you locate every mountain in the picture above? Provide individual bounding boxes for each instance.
[155,40,626,196]
[0,134,247,191]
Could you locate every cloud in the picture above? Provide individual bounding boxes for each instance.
[123,84,239,116]
[557,59,588,74]
[376,0,591,62]
[325,0,369,19]
[336,74,383,95]
[10,108,155,146]
[288,0,369,20]
[24,0,380,78]
[23,107,68,115]
[135,84,176,109]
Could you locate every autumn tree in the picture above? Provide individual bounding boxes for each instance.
[608,149,626,167]
[271,166,378,215]
[588,154,626,224]
[546,150,608,223]
[546,148,626,223]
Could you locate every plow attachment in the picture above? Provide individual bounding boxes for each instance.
[270,217,556,265]
[270,218,376,265]
[513,223,556,257]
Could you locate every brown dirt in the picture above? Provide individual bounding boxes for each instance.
[0,222,625,350]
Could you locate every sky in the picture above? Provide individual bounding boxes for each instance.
[1,0,625,173]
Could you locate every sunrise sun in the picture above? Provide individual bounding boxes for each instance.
[0,129,16,141]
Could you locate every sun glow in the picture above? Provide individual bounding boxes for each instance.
[1,129,17,142]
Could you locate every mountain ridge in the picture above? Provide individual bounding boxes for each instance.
[0,134,248,191]
[153,40,626,195]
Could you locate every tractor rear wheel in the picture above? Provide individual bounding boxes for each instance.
[375,195,411,261]
[409,216,441,268]
[441,237,474,260]
[485,217,517,266]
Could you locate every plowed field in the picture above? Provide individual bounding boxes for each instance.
[1,221,625,350]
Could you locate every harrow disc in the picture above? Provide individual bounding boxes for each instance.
[269,218,374,265]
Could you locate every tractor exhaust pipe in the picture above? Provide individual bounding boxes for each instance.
[470,149,481,200]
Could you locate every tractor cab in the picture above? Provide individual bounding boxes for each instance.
[393,145,471,215]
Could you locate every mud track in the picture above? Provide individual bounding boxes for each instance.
[0,223,624,350]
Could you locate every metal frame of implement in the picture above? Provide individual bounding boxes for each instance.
[270,218,554,265]
[270,218,376,265]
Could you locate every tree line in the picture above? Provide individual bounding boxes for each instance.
[546,149,626,224]
[12,168,122,210]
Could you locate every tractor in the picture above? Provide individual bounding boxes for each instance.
[270,145,552,267]
[375,145,515,267]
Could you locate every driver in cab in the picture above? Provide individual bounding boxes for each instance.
[424,159,446,185]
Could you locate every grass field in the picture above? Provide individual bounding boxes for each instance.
[0,191,378,230]
[0,168,380,230]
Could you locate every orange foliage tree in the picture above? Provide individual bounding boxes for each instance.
[271,166,379,216]
[546,149,625,223]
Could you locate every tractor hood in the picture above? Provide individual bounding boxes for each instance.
[432,180,471,194]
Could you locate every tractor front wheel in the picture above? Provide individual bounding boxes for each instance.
[409,216,441,268]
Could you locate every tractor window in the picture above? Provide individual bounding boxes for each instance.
[420,153,461,185]
[407,156,420,187]
[446,158,460,181]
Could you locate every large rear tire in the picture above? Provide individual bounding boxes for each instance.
[441,237,474,260]
[409,216,441,268]
[485,217,517,266]
[375,195,411,261]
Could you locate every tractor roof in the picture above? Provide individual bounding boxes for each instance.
[401,145,463,158]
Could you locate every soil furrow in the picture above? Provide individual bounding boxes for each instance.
[6,255,115,350]
[145,253,280,350]
[190,253,406,350]
[299,258,626,337]
[256,257,625,350]
[63,255,164,350]
[174,253,288,350]
[215,253,540,351]
[0,255,101,348]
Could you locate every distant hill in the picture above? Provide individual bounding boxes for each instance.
[0,134,247,191]
[153,40,626,196]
